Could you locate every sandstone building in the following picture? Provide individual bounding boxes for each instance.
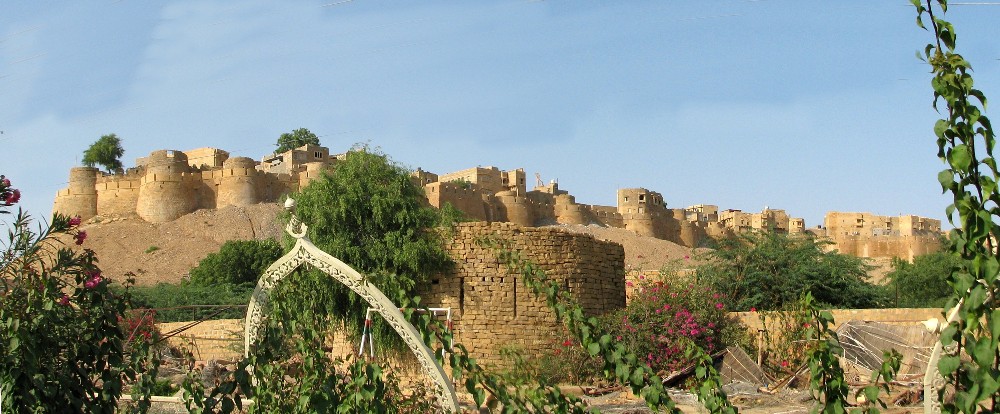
[817,212,943,261]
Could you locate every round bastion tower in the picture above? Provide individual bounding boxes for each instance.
[52,166,99,220]
[496,190,535,227]
[554,193,587,225]
[137,150,197,223]
[217,157,259,208]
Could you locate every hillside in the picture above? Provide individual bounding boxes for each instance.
[66,204,285,286]
[66,205,699,286]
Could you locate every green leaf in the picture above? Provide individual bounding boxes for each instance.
[939,355,960,376]
[939,169,954,191]
[630,367,644,387]
[587,342,600,357]
[951,144,973,170]
[935,119,950,138]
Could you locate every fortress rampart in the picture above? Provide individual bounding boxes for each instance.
[53,146,328,223]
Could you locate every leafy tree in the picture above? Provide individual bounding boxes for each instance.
[277,145,451,347]
[275,128,320,153]
[885,249,956,308]
[696,231,888,311]
[189,239,284,287]
[82,133,125,173]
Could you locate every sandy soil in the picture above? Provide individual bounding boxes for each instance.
[63,203,285,286]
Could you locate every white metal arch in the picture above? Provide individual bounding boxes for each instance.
[244,199,459,412]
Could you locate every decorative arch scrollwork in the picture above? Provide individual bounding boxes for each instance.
[244,199,459,412]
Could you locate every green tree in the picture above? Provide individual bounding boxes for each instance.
[885,249,956,308]
[275,128,320,153]
[277,145,451,347]
[82,133,125,173]
[189,239,284,287]
[696,231,888,311]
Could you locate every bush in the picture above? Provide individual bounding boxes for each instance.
[603,274,748,374]
[1,178,157,411]
[189,239,284,287]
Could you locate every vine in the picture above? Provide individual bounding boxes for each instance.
[914,1,1000,412]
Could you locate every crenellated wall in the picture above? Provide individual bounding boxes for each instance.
[53,146,331,223]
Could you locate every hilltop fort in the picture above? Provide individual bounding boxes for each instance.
[53,144,942,261]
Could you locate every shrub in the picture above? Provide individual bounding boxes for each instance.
[1,178,157,412]
[189,239,283,287]
[603,274,748,374]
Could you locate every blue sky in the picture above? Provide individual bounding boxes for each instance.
[3,0,999,228]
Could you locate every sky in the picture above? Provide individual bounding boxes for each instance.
[2,0,999,229]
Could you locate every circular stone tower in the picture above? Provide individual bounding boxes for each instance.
[137,150,196,223]
[496,190,535,227]
[218,157,259,208]
[53,166,99,220]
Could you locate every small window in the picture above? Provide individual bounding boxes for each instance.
[314,151,321,158]
[624,196,629,202]
[639,194,645,201]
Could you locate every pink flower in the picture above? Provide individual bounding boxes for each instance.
[84,271,103,289]
[1,178,10,187]
[780,360,789,368]
[58,295,70,306]
[562,339,572,347]
[684,255,690,260]
[4,189,20,205]
[715,303,724,310]
[626,281,634,287]
[615,335,622,341]
[750,307,756,313]
[68,216,82,227]
[74,230,87,245]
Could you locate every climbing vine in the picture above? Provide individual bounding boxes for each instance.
[914,1,1000,412]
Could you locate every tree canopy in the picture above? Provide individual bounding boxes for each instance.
[275,146,451,347]
[188,239,284,287]
[275,128,320,153]
[697,231,888,311]
[81,133,124,173]
[885,248,955,308]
